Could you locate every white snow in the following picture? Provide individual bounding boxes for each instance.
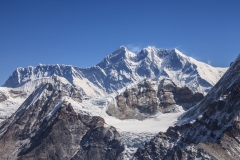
[64,95,183,132]
[46,97,66,121]
[60,95,183,134]
[0,87,25,119]
[72,77,106,97]
[105,112,183,133]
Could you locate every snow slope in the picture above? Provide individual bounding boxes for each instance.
[0,87,25,119]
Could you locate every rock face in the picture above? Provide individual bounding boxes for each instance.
[106,79,204,120]
[0,83,124,160]
[132,54,240,160]
[3,47,227,96]
[158,79,204,113]
[9,89,27,98]
[0,91,8,102]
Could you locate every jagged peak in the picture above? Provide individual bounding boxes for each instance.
[97,46,136,68]
[111,45,136,57]
[143,46,158,51]
[119,45,127,51]
[139,46,157,53]
[16,64,74,71]
[173,48,188,58]
[36,64,73,68]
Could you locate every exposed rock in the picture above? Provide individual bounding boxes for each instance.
[158,79,204,112]
[9,89,28,98]
[107,79,204,120]
[0,91,8,102]
[133,108,240,159]
[0,83,124,160]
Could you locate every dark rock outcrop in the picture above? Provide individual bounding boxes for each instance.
[9,89,28,98]
[0,83,124,160]
[107,80,159,120]
[158,79,204,112]
[107,79,204,120]
[0,91,8,102]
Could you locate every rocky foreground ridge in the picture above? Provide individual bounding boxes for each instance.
[0,83,124,160]
[132,55,240,160]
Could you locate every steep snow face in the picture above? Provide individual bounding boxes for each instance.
[181,54,240,121]
[4,64,75,87]
[3,65,105,97]
[95,46,227,94]
[3,46,227,96]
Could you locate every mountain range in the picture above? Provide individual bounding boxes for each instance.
[3,46,227,96]
[0,46,237,160]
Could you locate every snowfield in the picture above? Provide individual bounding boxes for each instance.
[0,87,25,119]
[66,96,184,133]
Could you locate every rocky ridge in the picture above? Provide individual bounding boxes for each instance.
[0,83,124,160]
[0,75,84,120]
[132,54,240,160]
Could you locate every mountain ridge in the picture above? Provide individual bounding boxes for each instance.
[3,46,228,97]
[133,54,240,160]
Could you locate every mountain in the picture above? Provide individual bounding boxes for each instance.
[3,46,227,96]
[132,54,240,160]
[0,75,84,119]
[0,83,124,159]
[0,46,232,159]
[3,64,105,97]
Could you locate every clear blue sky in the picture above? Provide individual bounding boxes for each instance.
[1,0,240,85]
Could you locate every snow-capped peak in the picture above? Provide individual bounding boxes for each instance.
[173,48,187,57]
[119,45,127,50]
[3,46,228,96]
